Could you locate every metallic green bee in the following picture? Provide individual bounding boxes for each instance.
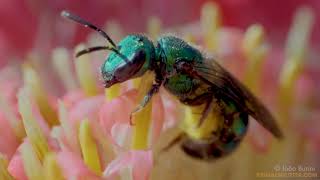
[62,11,283,160]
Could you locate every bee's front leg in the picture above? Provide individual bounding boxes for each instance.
[130,68,164,124]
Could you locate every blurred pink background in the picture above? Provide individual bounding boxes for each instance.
[1,0,319,67]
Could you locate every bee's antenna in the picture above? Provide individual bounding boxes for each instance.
[76,46,117,58]
[61,10,117,48]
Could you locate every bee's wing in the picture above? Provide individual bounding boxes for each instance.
[193,57,283,138]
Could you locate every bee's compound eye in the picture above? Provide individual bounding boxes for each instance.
[113,50,146,82]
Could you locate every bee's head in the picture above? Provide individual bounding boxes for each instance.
[61,11,155,88]
[101,35,155,88]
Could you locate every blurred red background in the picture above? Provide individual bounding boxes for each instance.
[0,0,319,67]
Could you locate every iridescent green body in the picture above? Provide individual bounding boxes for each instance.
[64,11,282,161]
[101,35,250,159]
[156,36,211,103]
[156,36,249,158]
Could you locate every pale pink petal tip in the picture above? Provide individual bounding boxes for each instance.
[296,112,320,149]
[62,90,86,108]
[69,95,105,123]
[99,89,138,144]
[56,151,101,180]
[0,112,20,158]
[103,150,153,180]
[247,120,272,153]
[8,151,27,180]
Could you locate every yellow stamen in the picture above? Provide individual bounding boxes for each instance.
[23,65,58,126]
[52,48,78,91]
[201,1,221,51]
[43,153,64,180]
[184,33,196,44]
[105,83,121,101]
[18,87,50,161]
[131,71,154,150]
[242,24,268,93]
[90,125,115,167]
[147,16,162,40]
[181,104,220,140]
[279,6,314,118]
[279,6,314,165]
[75,44,99,96]
[0,94,25,140]
[0,154,14,180]
[21,143,44,180]
[132,77,142,89]
[79,119,102,175]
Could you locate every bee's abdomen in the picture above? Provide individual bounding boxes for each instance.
[181,100,249,160]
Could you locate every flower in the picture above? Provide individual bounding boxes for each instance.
[0,1,319,180]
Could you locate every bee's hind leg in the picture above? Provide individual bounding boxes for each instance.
[160,132,185,152]
[197,97,214,127]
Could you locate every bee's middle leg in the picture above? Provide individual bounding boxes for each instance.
[183,94,214,127]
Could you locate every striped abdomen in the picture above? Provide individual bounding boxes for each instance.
[181,98,249,160]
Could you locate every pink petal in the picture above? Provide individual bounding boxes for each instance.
[296,112,320,146]
[7,142,28,180]
[56,150,101,180]
[62,90,86,108]
[0,112,20,159]
[99,89,138,144]
[160,90,181,129]
[295,72,316,103]
[247,119,272,153]
[111,123,131,148]
[103,150,153,180]
[68,95,105,123]
[7,153,27,180]
[151,94,165,143]
[217,28,243,61]
[132,150,153,180]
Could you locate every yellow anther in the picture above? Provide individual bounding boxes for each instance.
[147,16,162,40]
[43,153,64,180]
[18,87,50,161]
[242,24,268,93]
[105,83,121,101]
[284,6,314,63]
[75,44,99,96]
[21,143,45,180]
[279,6,314,110]
[132,77,142,89]
[23,65,58,126]
[184,33,196,44]
[0,154,14,180]
[242,24,266,59]
[131,71,154,150]
[52,48,78,91]
[79,119,102,175]
[201,1,221,51]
